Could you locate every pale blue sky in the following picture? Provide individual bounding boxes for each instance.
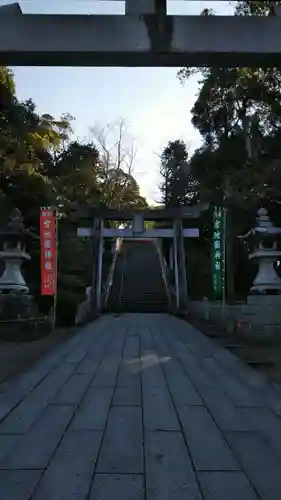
[3,1,235,202]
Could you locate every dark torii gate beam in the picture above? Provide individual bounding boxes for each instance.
[1,2,281,67]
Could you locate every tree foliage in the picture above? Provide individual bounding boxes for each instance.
[173,1,281,299]
[0,67,148,323]
[159,139,198,207]
[178,2,281,210]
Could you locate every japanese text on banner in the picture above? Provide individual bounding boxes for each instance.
[40,208,57,296]
[212,206,225,300]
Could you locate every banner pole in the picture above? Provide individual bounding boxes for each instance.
[53,207,58,331]
[222,207,227,320]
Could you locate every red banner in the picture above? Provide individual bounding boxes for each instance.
[40,208,57,296]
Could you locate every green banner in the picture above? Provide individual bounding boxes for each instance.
[212,206,226,300]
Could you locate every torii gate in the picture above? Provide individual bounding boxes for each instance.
[1,1,281,67]
[74,205,207,313]
[2,0,280,308]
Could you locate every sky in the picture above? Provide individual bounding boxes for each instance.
[2,0,235,203]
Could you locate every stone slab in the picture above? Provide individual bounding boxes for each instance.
[1,313,281,500]
[177,351,214,389]
[165,373,203,406]
[0,470,43,500]
[198,471,259,500]
[106,339,124,356]
[141,355,167,388]
[158,353,191,380]
[75,343,108,375]
[239,408,281,460]
[0,435,20,462]
[267,387,281,418]
[92,359,120,387]
[123,336,139,358]
[75,360,101,375]
[143,386,180,431]
[202,357,227,378]
[96,406,143,473]
[52,373,93,405]
[155,353,204,405]
[214,348,240,369]
[140,332,153,351]
[0,364,75,433]
[0,405,73,469]
[33,430,102,500]
[117,361,142,386]
[0,344,70,420]
[64,344,90,363]
[89,474,145,500]
[145,431,202,500]
[239,312,281,324]
[178,406,240,471]
[0,396,15,424]
[218,374,263,408]
[247,295,281,306]
[226,431,281,500]
[112,383,141,406]
[0,367,51,412]
[198,386,253,432]
[71,387,113,430]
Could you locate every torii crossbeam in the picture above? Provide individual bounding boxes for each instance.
[1,1,281,67]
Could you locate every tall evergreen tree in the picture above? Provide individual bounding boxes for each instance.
[160,139,198,207]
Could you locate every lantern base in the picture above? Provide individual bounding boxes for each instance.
[238,294,281,339]
[0,293,36,321]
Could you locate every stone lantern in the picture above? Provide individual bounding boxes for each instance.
[238,208,281,337]
[246,208,281,294]
[0,209,37,319]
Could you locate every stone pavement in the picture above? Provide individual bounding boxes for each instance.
[1,314,281,500]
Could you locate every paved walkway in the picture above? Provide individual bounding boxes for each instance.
[1,314,281,500]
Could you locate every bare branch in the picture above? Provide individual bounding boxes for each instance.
[90,118,139,208]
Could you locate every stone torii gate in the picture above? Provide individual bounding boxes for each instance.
[74,205,206,312]
[1,1,281,67]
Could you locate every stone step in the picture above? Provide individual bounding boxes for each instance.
[247,295,281,306]
[106,305,169,313]
[108,297,169,305]
[239,314,281,325]
[105,239,170,313]
[239,324,281,337]
[241,305,281,314]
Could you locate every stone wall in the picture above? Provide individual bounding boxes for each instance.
[188,300,243,332]
[188,297,281,339]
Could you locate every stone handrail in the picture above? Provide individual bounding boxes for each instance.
[103,238,123,309]
[154,240,174,308]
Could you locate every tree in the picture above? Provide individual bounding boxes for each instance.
[53,140,102,211]
[90,118,146,209]
[0,66,15,110]
[235,1,280,16]
[176,1,281,299]
[178,4,281,208]
[0,66,149,324]
[160,139,198,207]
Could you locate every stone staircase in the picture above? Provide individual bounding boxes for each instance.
[105,240,170,313]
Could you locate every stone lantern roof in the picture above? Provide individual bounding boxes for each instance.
[239,208,281,246]
[253,208,281,236]
[0,209,38,243]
